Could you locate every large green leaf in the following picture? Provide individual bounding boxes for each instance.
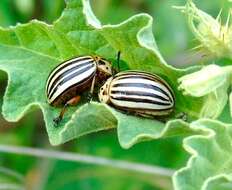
[0,0,205,147]
[179,64,231,119]
[173,119,232,190]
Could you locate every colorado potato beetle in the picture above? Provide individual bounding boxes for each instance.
[99,71,175,118]
[46,55,113,125]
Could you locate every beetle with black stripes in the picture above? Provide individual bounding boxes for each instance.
[46,55,113,125]
[98,70,175,118]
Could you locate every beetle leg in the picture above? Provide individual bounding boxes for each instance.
[112,51,121,76]
[53,96,81,126]
[87,75,96,103]
[87,93,93,103]
[117,51,121,72]
[175,112,188,121]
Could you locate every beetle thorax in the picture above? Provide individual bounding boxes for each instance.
[93,56,112,77]
[98,77,112,104]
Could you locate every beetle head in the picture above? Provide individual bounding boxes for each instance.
[98,77,112,104]
[94,56,113,77]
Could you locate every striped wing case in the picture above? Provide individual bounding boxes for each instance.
[99,71,175,117]
[46,56,97,106]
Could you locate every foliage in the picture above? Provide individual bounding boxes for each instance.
[177,0,232,119]
[174,119,232,190]
[0,0,205,148]
[0,0,232,190]
[173,1,232,189]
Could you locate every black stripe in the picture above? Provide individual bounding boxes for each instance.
[115,72,175,102]
[48,64,95,99]
[116,71,158,79]
[112,83,172,102]
[47,60,94,94]
[115,75,170,90]
[111,96,171,106]
[111,102,173,112]
[111,90,169,102]
[51,71,96,105]
[116,75,155,81]
[47,57,93,91]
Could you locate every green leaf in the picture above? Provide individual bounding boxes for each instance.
[230,92,232,117]
[176,0,232,120]
[0,0,205,147]
[200,80,230,118]
[57,103,117,142]
[178,65,228,97]
[179,64,231,118]
[112,109,197,149]
[173,119,232,190]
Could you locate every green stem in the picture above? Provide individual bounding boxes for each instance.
[0,145,174,177]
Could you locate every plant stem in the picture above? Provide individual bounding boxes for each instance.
[0,167,24,182]
[0,145,174,177]
[0,184,24,190]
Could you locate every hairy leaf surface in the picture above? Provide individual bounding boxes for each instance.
[0,0,205,146]
[174,119,232,190]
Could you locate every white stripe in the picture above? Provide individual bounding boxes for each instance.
[49,56,92,77]
[47,56,92,88]
[47,58,94,93]
[116,73,163,81]
[49,67,96,103]
[112,78,174,102]
[110,99,172,110]
[48,63,95,97]
[110,94,171,104]
[110,86,170,101]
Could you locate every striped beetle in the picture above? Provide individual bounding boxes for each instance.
[99,71,175,118]
[46,55,113,125]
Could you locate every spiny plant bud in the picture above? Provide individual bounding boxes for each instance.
[175,0,232,59]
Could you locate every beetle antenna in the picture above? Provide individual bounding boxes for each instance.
[53,96,81,127]
[117,51,121,72]
[53,104,68,126]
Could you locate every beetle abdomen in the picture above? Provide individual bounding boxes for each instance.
[109,71,175,116]
[46,56,97,105]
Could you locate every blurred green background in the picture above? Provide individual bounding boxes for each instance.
[0,0,230,189]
